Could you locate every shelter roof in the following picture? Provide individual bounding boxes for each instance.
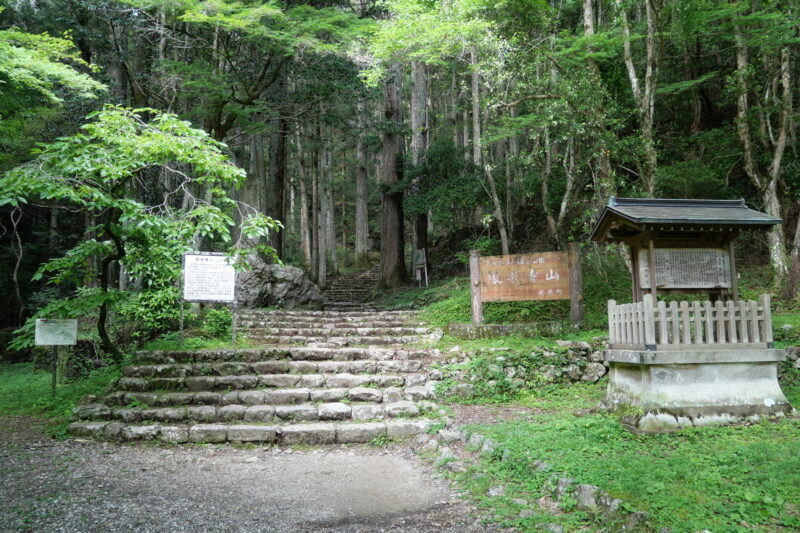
[590,197,781,242]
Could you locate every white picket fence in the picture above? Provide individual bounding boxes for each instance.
[608,294,773,349]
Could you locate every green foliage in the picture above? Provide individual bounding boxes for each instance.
[436,343,603,403]
[0,362,120,438]
[0,25,105,104]
[1,106,279,353]
[203,307,232,339]
[116,287,181,338]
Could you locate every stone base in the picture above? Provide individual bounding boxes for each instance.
[602,348,795,431]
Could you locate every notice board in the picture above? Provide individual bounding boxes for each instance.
[183,253,236,303]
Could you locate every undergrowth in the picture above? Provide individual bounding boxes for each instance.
[464,410,800,532]
[0,362,120,438]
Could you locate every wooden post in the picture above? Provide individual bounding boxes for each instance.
[728,240,739,301]
[469,250,483,325]
[231,300,238,346]
[647,238,658,301]
[607,300,616,346]
[643,294,656,350]
[568,243,583,328]
[760,294,773,346]
[51,346,58,398]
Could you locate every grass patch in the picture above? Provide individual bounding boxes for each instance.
[446,377,800,532]
[0,362,120,438]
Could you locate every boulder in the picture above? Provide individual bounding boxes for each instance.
[236,259,323,309]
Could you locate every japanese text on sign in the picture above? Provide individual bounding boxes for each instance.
[638,248,732,289]
[35,319,78,346]
[479,252,570,302]
[183,253,236,302]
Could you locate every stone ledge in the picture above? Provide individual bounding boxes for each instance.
[444,322,566,340]
[605,348,786,365]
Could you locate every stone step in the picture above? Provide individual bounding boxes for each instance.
[123,359,425,379]
[239,310,415,319]
[99,383,437,409]
[238,321,426,329]
[136,346,433,365]
[69,419,434,445]
[240,327,428,337]
[76,397,435,425]
[115,372,426,393]
[246,335,422,346]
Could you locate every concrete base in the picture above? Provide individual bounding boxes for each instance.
[602,348,795,431]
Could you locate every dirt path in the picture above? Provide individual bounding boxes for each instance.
[0,416,490,533]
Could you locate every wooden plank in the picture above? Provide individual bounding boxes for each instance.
[729,240,739,301]
[761,294,773,344]
[670,301,680,345]
[479,252,569,302]
[727,300,737,343]
[657,300,668,344]
[680,301,691,344]
[749,300,760,343]
[643,294,656,347]
[608,300,616,344]
[716,300,726,343]
[631,303,639,345]
[647,239,658,300]
[692,301,702,344]
[623,304,630,344]
[704,301,714,343]
[738,300,749,343]
[568,243,583,327]
[469,250,484,325]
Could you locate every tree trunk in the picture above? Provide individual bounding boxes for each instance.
[316,143,327,289]
[583,0,614,202]
[295,128,312,269]
[733,24,789,275]
[272,117,288,260]
[325,149,338,274]
[354,99,370,268]
[471,49,482,168]
[411,60,429,272]
[377,63,407,289]
[617,0,658,194]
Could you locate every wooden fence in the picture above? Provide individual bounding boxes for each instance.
[607,294,773,350]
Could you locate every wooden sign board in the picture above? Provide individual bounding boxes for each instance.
[469,246,583,327]
[479,252,570,302]
[638,248,732,290]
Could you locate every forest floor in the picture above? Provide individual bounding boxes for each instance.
[0,415,493,533]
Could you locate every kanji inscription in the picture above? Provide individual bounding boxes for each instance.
[638,248,732,289]
[479,252,570,302]
[183,253,236,302]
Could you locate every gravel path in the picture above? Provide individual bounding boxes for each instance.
[0,416,490,533]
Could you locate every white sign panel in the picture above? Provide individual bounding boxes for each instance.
[35,319,78,346]
[183,253,236,302]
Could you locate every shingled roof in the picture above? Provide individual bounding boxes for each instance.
[590,197,781,242]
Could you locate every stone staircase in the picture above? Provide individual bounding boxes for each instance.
[69,309,440,445]
[323,262,380,311]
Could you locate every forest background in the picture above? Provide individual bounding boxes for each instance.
[2,0,800,355]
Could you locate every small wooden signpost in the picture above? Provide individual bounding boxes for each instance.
[413,248,428,287]
[35,318,78,397]
[181,252,238,344]
[469,243,583,327]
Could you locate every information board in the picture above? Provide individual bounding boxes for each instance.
[35,319,78,346]
[478,252,570,302]
[638,248,732,289]
[183,253,236,302]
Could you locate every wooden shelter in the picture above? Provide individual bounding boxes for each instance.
[590,197,781,303]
